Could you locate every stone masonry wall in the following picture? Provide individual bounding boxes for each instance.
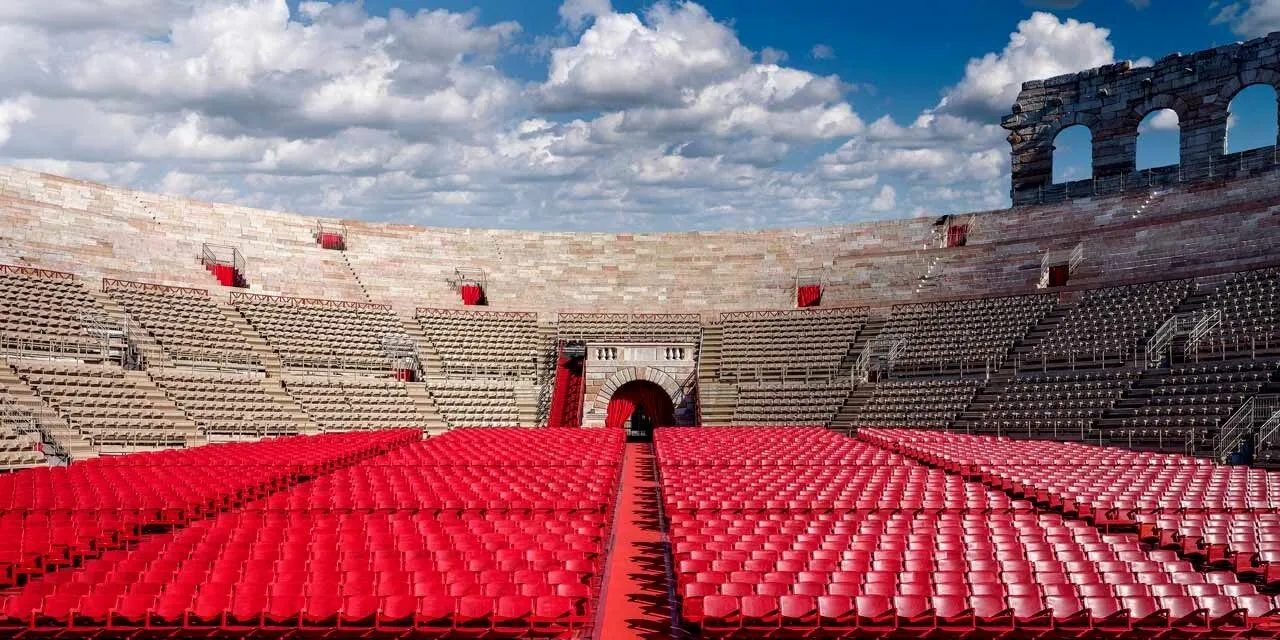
[1004,31,1280,205]
[1,164,1278,317]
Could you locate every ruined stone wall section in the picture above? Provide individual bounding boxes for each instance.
[1004,31,1280,205]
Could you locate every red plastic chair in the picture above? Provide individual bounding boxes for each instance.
[701,595,741,637]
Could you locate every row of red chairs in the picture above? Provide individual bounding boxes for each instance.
[0,428,623,637]
[1,592,586,635]
[683,593,1280,638]
[654,427,1280,637]
[371,428,623,467]
[0,430,420,588]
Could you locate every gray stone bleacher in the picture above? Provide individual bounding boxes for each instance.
[1027,280,1193,368]
[415,308,538,378]
[879,295,1054,375]
[106,280,260,370]
[282,375,426,432]
[718,308,867,382]
[149,369,303,440]
[855,379,980,429]
[731,381,849,425]
[10,360,202,452]
[1199,267,1280,358]
[0,266,124,361]
[233,294,409,372]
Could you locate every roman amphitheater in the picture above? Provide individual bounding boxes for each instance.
[0,34,1279,639]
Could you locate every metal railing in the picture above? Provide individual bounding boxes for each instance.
[1184,309,1222,357]
[1215,394,1279,463]
[1144,313,1197,369]
[1,328,132,365]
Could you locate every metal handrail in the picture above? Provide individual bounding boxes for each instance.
[1184,309,1222,356]
[1216,396,1262,463]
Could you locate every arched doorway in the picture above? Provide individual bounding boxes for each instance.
[606,380,675,443]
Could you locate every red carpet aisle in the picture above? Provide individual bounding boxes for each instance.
[595,443,682,639]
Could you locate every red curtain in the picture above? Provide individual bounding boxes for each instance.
[547,351,584,428]
[947,224,969,247]
[1048,264,1070,287]
[460,284,484,305]
[209,263,237,287]
[319,232,344,250]
[796,284,821,308]
[605,382,674,429]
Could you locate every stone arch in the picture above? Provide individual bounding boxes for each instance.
[1216,69,1280,106]
[591,366,683,415]
[1222,79,1280,153]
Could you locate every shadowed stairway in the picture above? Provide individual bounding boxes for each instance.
[595,443,683,639]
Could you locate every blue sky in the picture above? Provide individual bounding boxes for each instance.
[0,0,1277,230]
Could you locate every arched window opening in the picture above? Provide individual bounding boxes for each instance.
[1136,109,1181,171]
[1226,84,1279,153]
[1052,125,1093,184]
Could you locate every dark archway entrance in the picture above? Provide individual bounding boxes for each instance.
[605,380,675,442]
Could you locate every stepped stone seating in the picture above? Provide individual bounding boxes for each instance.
[981,370,1139,440]
[1105,358,1280,452]
[106,282,259,370]
[234,296,409,372]
[556,313,701,342]
[857,379,980,429]
[719,308,867,382]
[10,361,200,451]
[880,295,1054,374]
[0,405,44,470]
[1200,267,1280,357]
[731,381,848,425]
[149,370,300,440]
[427,379,521,427]
[0,267,123,361]
[1028,280,1193,367]
[282,375,424,431]
[415,309,537,378]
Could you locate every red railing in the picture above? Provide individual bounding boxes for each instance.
[557,312,702,323]
[720,306,870,321]
[102,278,209,297]
[229,291,392,311]
[0,263,76,280]
[415,307,537,320]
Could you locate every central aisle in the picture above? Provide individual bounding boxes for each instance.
[594,443,680,640]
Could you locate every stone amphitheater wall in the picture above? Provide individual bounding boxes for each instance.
[1,165,1277,318]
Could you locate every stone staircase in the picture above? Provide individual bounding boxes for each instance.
[534,323,559,426]
[403,382,449,434]
[121,370,204,446]
[0,364,96,461]
[258,377,320,435]
[338,251,373,303]
[515,382,539,426]
[398,317,445,380]
[695,324,737,425]
[220,304,284,378]
[829,384,874,435]
[840,315,886,382]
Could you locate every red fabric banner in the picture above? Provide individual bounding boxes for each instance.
[547,351,585,428]
[1048,264,1070,287]
[796,284,821,308]
[947,224,969,247]
[605,381,674,429]
[210,264,238,287]
[319,232,345,250]
[460,284,485,305]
